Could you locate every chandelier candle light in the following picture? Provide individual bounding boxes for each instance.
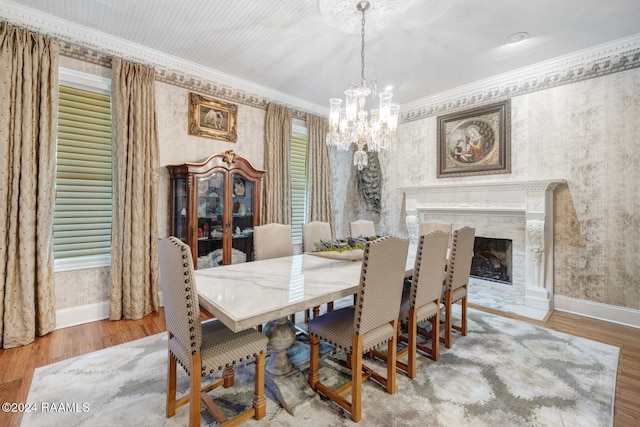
[326,0,400,170]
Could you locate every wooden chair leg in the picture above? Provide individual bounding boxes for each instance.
[189,354,202,427]
[327,301,334,312]
[167,351,177,417]
[407,309,417,379]
[351,335,363,422]
[432,309,440,361]
[308,334,320,389]
[253,352,267,420]
[222,365,234,388]
[443,291,452,348]
[461,290,468,336]
[386,320,398,394]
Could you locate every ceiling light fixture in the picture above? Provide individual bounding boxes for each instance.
[325,0,400,170]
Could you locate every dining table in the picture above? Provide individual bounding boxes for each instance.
[193,245,416,415]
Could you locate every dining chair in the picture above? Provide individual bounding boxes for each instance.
[419,220,452,258]
[418,220,452,236]
[253,223,293,260]
[302,221,334,321]
[302,221,332,252]
[253,223,298,324]
[441,226,476,348]
[307,236,409,422]
[369,230,450,378]
[349,219,376,238]
[158,236,268,427]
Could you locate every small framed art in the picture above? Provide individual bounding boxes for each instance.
[188,92,238,142]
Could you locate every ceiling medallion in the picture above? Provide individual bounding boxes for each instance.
[318,0,410,34]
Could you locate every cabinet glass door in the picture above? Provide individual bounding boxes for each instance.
[172,178,188,242]
[231,173,254,264]
[196,172,225,269]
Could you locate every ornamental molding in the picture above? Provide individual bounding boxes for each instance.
[400,34,640,123]
[399,179,566,195]
[2,1,638,123]
[401,180,566,217]
[415,201,521,209]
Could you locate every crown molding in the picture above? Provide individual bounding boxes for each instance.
[0,0,326,118]
[2,1,638,122]
[400,33,640,123]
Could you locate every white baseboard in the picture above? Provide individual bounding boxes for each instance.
[554,295,640,329]
[55,301,110,330]
[55,293,165,330]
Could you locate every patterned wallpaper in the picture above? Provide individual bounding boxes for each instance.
[54,57,268,309]
[54,57,639,315]
[376,68,640,310]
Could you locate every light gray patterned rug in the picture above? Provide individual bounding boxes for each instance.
[23,308,619,426]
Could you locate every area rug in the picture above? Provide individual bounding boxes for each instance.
[23,308,619,426]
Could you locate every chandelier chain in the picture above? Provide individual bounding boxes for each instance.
[326,0,400,170]
[360,6,366,84]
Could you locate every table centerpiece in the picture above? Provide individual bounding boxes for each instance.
[308,235,381,261]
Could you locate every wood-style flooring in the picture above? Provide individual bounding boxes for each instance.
[0,306,638,426]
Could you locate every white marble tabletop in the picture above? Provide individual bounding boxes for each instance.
[194,254,362,332]
[195,246,418,332]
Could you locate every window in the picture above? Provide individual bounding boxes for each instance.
[290,123,308,244]
[53,69,112,271]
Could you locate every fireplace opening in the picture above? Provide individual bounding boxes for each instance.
[471,237,512,285]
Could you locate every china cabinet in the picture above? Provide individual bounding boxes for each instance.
[166,150,264,269]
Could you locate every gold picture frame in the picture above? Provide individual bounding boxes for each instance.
[437,100,511,177]
[188,92,237,142]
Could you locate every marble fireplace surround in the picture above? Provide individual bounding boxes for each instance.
[401,180,566,313]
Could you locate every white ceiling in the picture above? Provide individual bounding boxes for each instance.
[3,0,640,110]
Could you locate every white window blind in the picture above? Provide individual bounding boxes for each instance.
[54,84,112,265]
[290,126,308,244]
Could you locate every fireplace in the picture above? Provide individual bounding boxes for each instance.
[401,179,565,312]
[471,237,512,285]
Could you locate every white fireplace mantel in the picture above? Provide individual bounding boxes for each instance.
[400,179,566,313]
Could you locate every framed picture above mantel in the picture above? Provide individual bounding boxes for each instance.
[188,92,238,142]
[437,100,511,178]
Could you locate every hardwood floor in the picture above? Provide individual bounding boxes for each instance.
[0,306,638,426]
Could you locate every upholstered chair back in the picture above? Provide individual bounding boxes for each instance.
[445,226,476,292]
[411,230,450,308]
[158,237,202,354]
[353,236,409,336]
[302,221,332,252]
[418,220,452,236]
[349,219,376,238]
[253,223,293,260]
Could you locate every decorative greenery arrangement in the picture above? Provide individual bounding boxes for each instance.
[313,236,380,253]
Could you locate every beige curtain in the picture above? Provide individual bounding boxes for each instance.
[306,114,334,232]
[109,58,160,320]
[0,23,58,348]
[263,103,292,224]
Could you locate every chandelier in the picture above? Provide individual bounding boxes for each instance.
[325,0,400,170]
